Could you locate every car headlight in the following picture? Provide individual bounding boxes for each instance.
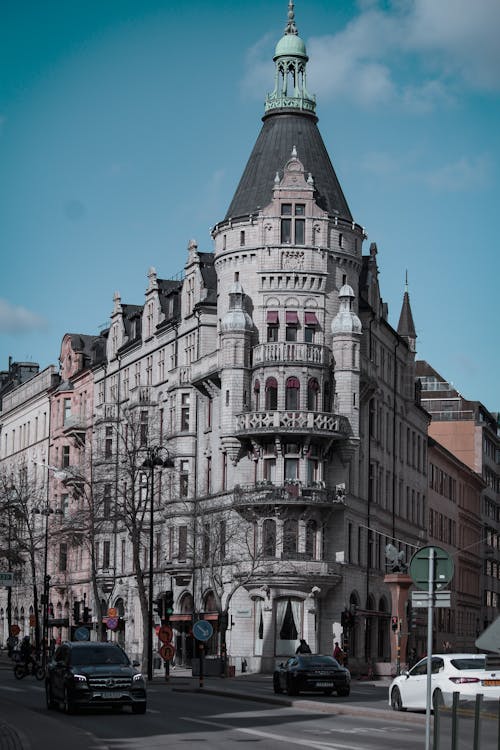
[133,673,145,683]
[73,673,87,683]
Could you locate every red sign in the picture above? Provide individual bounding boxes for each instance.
[159,644,175,662]
[10,624,20,637]
[158,625,173,644]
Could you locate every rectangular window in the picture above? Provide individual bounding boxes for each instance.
[63,398,71,425]
[206,456,212,494]
[105,426,113,459]
[62,445,70,468]
[103,540,111,569]
[180,460,189,497]
[284,458,299,480]
[263,458,276,482]
[180,393,190,431]
[59,543,67,572]
[140,410,148,447]
[178,526,187,561]
[304,326,314,343]
[295,218,305,245]
[103,484,112,519]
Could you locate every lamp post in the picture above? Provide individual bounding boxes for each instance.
[33,503,61,666]
[141,446,174,681]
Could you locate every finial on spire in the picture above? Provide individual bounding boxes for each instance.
[284,1,298,36]
[405,270,408,293]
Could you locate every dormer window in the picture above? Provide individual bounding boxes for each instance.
[281,203,305,245]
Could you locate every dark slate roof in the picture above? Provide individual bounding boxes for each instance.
[225,110,352,221]
[198,253,217,292]
[397,291,416,341]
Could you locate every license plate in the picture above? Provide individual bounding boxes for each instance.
[483,680,500,686]
[315,682,333,687]
[94,691,119,699]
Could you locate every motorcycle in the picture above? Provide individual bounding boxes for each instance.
[13,660,45,680]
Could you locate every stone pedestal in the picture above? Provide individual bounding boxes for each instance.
[384,573,413,674]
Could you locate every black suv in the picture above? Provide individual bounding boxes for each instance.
[45,641,147,714]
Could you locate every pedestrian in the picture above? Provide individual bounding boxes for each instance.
[333,641,343,660]
[296,638,312,654]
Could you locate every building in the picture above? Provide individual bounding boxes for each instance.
[86,4,429,674]
[417,360,500,634]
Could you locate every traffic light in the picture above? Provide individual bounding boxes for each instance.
[219,611,229,631]
[73,601,80,624]
[154,596,165,618]
[164,591,174,617]
[391,616,399,632]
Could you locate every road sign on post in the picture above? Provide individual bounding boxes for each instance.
[193,620,213,642]
[0,572,13,587]
[409,545,454,591]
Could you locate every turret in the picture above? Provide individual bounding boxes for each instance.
[331,284,362,437]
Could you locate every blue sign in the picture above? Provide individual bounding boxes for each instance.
[74,627,90,641]
[193,620,213,642]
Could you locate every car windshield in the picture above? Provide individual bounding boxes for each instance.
[450,658,485,670]
[70,646,129,666]
[298,656,339,667]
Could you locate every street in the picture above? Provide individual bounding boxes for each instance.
[0,667,498,750]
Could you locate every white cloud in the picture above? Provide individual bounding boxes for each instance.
[0,299,47,333]
[244,0,500,111]
[423,155,491,191]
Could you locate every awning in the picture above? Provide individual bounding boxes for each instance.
[304,311,319,326]
[266,310,279,324]
[285,311,299,325]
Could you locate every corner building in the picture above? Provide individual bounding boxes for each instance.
[93,4,429,674]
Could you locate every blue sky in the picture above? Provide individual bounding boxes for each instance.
[1,0,499,412]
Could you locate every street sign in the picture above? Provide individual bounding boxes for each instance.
[409,545,454,590]
[10,624,20,637]
[106,617,118,630]
[159,643,175,661]
[411,590,451,608]
[476,615,500,654]
[75,626,90,641]
[0,572,13,587]
[158,625,173,644]
[193,620,213,642]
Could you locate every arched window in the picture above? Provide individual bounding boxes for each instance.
[305,520,317,559]
[254,379,260,411]
[263,519,276,557]
[307,378,320,411]
[285,376,300,410]
[265,377,278,411]
[283,519,298,558]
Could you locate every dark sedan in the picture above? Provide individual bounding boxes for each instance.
[273,654,351,696]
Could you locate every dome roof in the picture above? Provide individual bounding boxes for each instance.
[221,281,253,333]
[275,33,307,59]
[332,285,362,335]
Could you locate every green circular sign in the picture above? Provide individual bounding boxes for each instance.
[409,545,454,591]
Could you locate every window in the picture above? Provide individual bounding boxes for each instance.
[281,204,305,245]
[285,310,299,342]
[265,377,278,411]
[62,445,70,468]
[305,520,317,559]
[263,519,276,557]
[121,539,126,574]
[103,484,112,519]
[206,456,212,494]
[307,378,319,411]
[266,310,279,341]
[59,543,68,572]
[180,460,189,497]
[240,230,245,246]
[285,377,300,410]
[103,540,111,569]
[140,410,148,447]
[279,598,299,640]
[283,519,298,558]
[254,380,260,410]
[105,426,113,459]
[63,398,71,425]
[180,393,190,431]
[178,526,187,561]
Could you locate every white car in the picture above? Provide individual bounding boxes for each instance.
[389,654,500,711]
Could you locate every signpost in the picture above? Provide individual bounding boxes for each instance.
[0,572,13,587]
[75,626,90,641]
[409,545,454,750]
[193,620,214,689]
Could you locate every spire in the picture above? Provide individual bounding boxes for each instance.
[397,275,417,353]
[265,2,316,115]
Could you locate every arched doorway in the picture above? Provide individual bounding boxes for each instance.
[175,593,194,667]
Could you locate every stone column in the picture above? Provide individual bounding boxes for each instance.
[384,573,413,675]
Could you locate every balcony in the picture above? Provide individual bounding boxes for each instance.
[191,351,221,393]
[62,413,91,437]
[94,402,119,423]
[233,481,346,509]
[128,385,156,407]
[236,410,350,440]
[252,342,329,366]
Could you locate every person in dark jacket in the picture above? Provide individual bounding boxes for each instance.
[295,639,312,654]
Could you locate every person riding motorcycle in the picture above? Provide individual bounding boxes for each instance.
[19,636,36,672]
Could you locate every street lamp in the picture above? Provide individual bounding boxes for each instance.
[141,446,174,681]
[32,503,62,666]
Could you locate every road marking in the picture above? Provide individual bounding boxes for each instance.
[181,716,363,750]
[0,686,23,693]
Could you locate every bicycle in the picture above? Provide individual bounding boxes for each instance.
[13,660,45,680]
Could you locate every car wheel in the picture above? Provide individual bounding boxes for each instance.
[390,686,406,711]
[63,687,75,715]
[45,682,56,710]
[433,688,444,711]
[132,703,147,714]
[337,687,350,697]
[273,675,283,694]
